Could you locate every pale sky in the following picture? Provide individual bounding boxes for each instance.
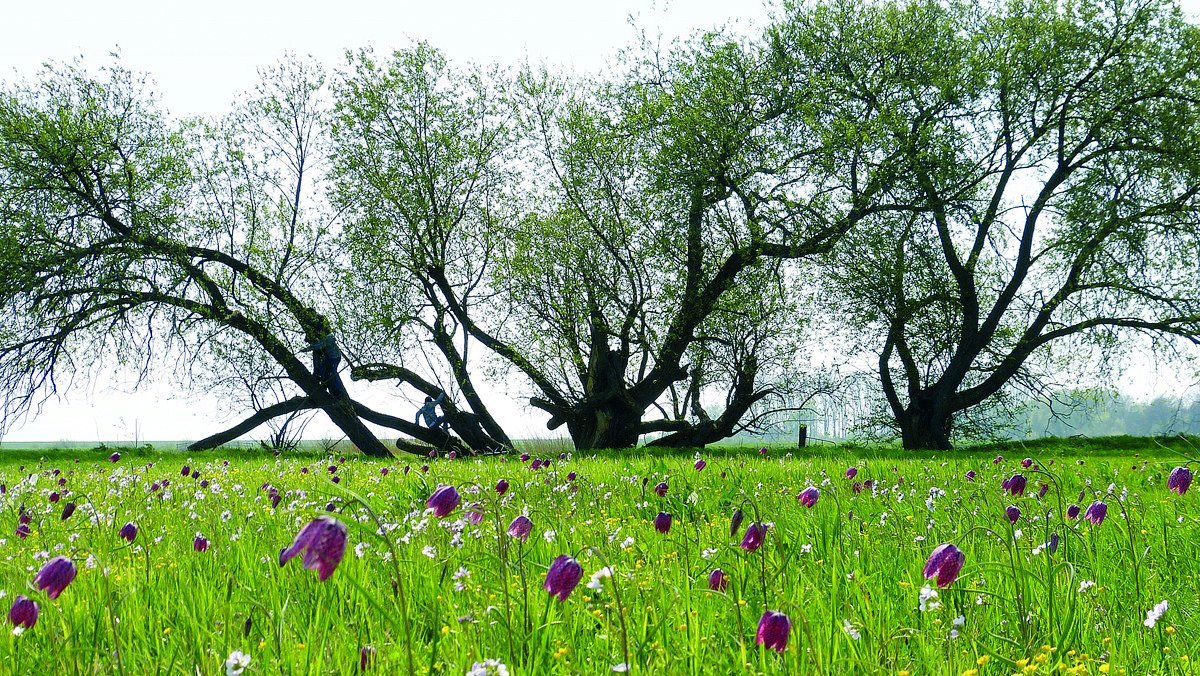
[2,0,1198,444]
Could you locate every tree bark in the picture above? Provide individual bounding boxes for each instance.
[188,397,314,451]
[897,396,954,450]
[566,400,643,451]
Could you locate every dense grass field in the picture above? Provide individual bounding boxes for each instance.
[0,437,1197,675]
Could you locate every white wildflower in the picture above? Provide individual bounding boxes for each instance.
[465,658,510,676]
[1144,600,1169,628]
[586,566,614,592]
[842,619,861,640]
[224,650,251,676]
[918,585,940,612]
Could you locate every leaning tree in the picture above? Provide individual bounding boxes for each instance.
[0,59,420,457]
[816,0,1200,449]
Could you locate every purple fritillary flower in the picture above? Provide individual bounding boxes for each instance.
[708,568,729,592]
[654,482,669,498]
[993,455,1003,465]
[1168,466,1193,495]
[1082,501,1108,525]
[756,611,791,652]
[654,512,672,534]
[194,535,209,552]
[543,555,584,601]
[845,466,858,479]
[1036,483,1049,500]
[1005,505,1021,524]
[15,524,30,539]
[730,509,745,538]
[19,510,31,525]
[48,492,60,503]
[1047,533,1060,554]
[60,502,76,521]
[119,522,137,543]
[797,486,820,508]
[851,481,864,494]
[922,543,966,588]
[496,479,509,496]
[1005,473,1027,496]
[8,595,38,629]
[279,515,348,581]
[447,451,458,460]
[420,464,430,474]
[508,515,533,542]
[965,470,976,482]
[109,452,120,463]
[379,467,389,477]
[426,485,461,518]
[1067,503,1080,520]
[34,556,77,599]
[759,447,768,455]
[465,503,485,526]
[567,471,577,482]
[695,459,707,471]
[741,522,767,553]
[360,645,376,671]
[520,453,530,462]
[331,476,341,484]
[181,465,190,477]
[1021,457,1033,468]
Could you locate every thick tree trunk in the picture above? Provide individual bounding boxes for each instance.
[898,398,954,450]
[188,397,313,451]
[319,398,393,458]
[566,399,643,451]
[187,394,394,458]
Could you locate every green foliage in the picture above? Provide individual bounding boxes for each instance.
[812,0,1200,449]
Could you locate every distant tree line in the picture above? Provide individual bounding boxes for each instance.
[1,0,1198,454]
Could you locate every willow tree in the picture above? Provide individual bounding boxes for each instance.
[327,44,517,454]
[817,0,1200,449]
[461,9,919,450]
[0,59,399,456]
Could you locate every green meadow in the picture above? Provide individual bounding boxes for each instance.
[1,437,1197,675]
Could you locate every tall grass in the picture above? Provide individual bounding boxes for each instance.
[0,442,1195,674]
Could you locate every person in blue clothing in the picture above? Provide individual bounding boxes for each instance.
[417,392,448,429]
[309,333,350,400]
